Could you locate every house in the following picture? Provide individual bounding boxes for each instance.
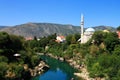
[25,37,33,41]
[117,31,120,39]
[56,35,66,43]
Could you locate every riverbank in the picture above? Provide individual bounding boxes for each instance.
[23,60,49,78]
[30,61,49,77]
[32,55,81,80]
[45,53,84,79]
[45,53,105,80]
[46,53,82,70]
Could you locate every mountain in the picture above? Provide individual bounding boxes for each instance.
[0,23,116,38]
[0,23,80,38]
[0,26,8,29]
[92,25,116,31]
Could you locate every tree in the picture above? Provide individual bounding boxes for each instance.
[74,33,80,41]
[104,32,119,53]
[31,55,40,67]
[112,45,120,55]
[0,56,8,63]
[9,35,24,51]
[90,62,104,78]
[66,34,72,45]
[92,31,107,45]
[34,36,37,40]
[0,32,10,48]
[89,45,99,57]
[0,62,8,79]
[66,34,80,44]
[117,26,120,31]
[71,35,76,44]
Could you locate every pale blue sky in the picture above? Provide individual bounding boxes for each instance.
[0,0,120,27]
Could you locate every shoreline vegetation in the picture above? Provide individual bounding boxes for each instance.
[0,32,49,80]
[0,26,120,80]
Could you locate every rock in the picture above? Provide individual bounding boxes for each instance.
[54,56,58,59]
[59,57,64,61]
[24,64,29,70]
[74,65,80,69]
[66,59,73,63]
[72,61,76,65]
[74,73,81,77]
[30,60,49,77]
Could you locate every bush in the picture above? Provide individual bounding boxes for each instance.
[0,62,8,79]
[0,56,8,62]
[31,55,40,67]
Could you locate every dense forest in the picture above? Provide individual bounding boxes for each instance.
[0,26,120,80]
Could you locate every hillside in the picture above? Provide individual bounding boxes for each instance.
[0,23,116,38]
[92,25,116,31]
[0,23,80,38]
[0,26,8,29]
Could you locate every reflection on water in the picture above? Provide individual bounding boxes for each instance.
[39,69,67,80]
[32,55,80,80]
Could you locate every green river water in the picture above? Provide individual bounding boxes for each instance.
[32,55,82,80]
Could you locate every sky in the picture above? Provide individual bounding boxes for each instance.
[0,0,120,28]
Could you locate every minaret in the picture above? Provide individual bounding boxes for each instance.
[81,14,84,36]
[81,14,84,43]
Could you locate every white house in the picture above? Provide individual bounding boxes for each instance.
[56,35,66,43]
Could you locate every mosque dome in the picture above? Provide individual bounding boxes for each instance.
[85,28,95,32]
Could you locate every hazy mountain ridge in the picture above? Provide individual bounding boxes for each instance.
[0,23,80,38]
[0,23,115,38]
[0,26,8,29]
[92,25,116,31]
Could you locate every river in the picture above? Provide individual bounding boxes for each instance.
[32,55,82,80]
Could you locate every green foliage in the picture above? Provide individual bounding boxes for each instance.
[89,45,99,57]
[9,34,24,51]
[66,34,72,45]
[87,53,120,79]
[0,32,10,48]
[1,31,120,79]
[64,49,73,59]
[31,55,40,67]
[78,44,89,58]
[92,31,107,45]
[0,56,8,62]
[71,35,76,44]
[86,31,120,79]
[89,62,104,78]
[113,45,120,55]
[0,32,40,79]
[48,46,64,56]
[33,47,44,52]
[0,32,25,61]
[104,32,119,53]
[9,63,24,78]
[0,62,8,79]
[66,34,80,45]
[117,26,120,31]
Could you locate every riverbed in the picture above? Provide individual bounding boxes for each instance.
[32,55,81,80]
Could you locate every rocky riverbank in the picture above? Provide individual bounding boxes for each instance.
[23,61,49,77]
[47,53,82,70]
[46,53,105,80]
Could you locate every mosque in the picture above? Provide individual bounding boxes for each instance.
[80,14,95,43]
